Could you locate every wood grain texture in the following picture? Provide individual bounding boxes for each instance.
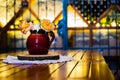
[0,50,114,80]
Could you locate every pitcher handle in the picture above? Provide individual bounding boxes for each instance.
[47,31,55,44]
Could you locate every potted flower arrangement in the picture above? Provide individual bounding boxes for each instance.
[19,19,55,55]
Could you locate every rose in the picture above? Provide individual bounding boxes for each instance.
[41,19,55,31]
[19,19,55,34]
[19,20,34,34]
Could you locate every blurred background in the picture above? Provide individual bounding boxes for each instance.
[0,0,120,77]
[0,0,120,57]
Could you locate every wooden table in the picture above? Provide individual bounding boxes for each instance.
[0,50,114,80]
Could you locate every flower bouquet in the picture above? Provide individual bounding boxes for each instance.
[19,19,55,34]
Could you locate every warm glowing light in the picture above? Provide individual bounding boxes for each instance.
[100,18,106,24]
[53,5,88,28]
[15,20,20,25]
[96,23,100,27]
[67,5,88,27]
[10,25,14,29]
[106,24,109,27]
[111,21,116,27]
[46,16,55,22]
[119,24,120,26]
[101,29,107,36]
[67,18,88,27]
[93,21,96,23]
[88,21,91,24]
[0,18,6,28]
[102,24,105,27]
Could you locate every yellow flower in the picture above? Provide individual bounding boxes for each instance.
[19,20,29,30]
[19,19,55,34]
[41,19,55,31]
[19,20,34,34]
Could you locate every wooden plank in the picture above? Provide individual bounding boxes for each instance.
[81,50,92,61]
[0,63,7,67]
[48,50,86,80]
[0,65,49,80]
[19,65,50,80]
[0,66,23,77]
[91,50,104,61]
[67,50,90,79]
[0,65,18,73]
[68,60,90,79]
[89,61,115,80]
[82,50,104,62]
[88,50,115,80]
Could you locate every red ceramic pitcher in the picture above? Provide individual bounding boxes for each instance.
[26,29,55,55]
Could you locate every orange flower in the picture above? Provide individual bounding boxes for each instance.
[41,19,55,31]
[19,20,29,30]
[19,20,34,34]
[19,19,55,34]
